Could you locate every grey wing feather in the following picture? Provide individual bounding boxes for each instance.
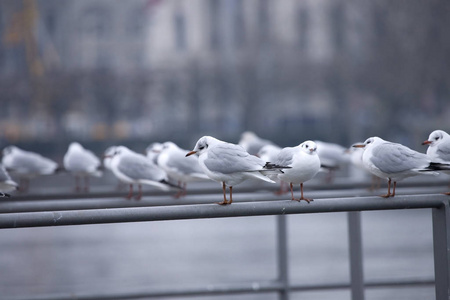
[166,152,203,175]
[371,143,429,173]
[118,155,165,181]
[204,144,264,174]
[437,144,450,161]
[274,147,295,167]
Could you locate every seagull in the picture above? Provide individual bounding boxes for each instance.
[186,136,287,205]
[63,142,102,192]
[422,130,450,163]
[238,131,275,156]
[422,130,450,194]
[274,141,321,203]
[157,141,210,198]
[2,146,59,192]
[314,140,349,182]
[108,146,178,200]
[0,164,18,197]
[353,136,450,197]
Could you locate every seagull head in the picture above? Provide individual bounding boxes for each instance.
[300,140,317,154]
[423,130,448,146]
[353,137,382,149]
[186,136,218,157]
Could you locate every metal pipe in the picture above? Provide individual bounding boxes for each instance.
[8,278,435,300]
[347,211,365,300]
[1,186,447,214]
[0,194,447,229]
[432,200,450,300]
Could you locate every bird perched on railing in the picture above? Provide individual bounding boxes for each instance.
[2,145,59,192]
[272,141,321,203]
[422,130,450,195]
[354,136,450,197]
[0,164,18,197]
[107,146,180,200]
[63,142,102,192]
[157,141,210,198]
[186,136,288,205]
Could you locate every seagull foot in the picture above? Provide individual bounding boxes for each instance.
[216,200,229,205]
[292,198,313,204]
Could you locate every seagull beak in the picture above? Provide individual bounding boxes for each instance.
[353,144,365,148]
[186,151,197,157]
[422,140,432,145]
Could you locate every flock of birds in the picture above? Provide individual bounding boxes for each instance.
[0,130,449,205]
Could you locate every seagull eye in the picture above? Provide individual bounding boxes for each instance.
[305,144,309,148]
[435,137,439,141]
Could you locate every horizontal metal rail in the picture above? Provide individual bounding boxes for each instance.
[1,186,448,214]
[0,194,447,229]
[2,189,448,300]
[8,277,436,300]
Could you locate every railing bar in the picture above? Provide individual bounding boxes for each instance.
[432,200,450,300]
[277,214,290,300]
[347,211,365,300]
[1,187,448,214]
[6,278,436,300]
[0,195,446,229]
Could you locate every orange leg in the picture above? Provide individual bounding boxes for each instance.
[126,184,133,199]
[217,182,229,205]
[290,183,312,203]
[381,179,391,198]
[135,184,142,200]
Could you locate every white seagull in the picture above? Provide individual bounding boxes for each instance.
[2,146,59,192]
[354,136,450,197]
[186,136,287,205]
[108,146,178,200]
[63,142,102,192]
[423,130,450,194]
[422,130,450,163]
[0,164,18,197]
[157,141,209,197]
[274,141,321,203]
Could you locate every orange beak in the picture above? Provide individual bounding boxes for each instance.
[422,140,431,145]
[186,151,197,157]
[353,144,365,148]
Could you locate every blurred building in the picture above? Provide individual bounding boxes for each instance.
[0,0,449,153]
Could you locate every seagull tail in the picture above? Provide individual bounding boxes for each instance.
[424,162,450,171]
[139,179,181,191]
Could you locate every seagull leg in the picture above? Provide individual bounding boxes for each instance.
[275,181,288,195]
[290,182,312,203]
[135,184,142,200]
[229,186,233,205]
[216,182,229,205]
[289,183,295,201]
[299,183,313,203]
[391,181,397,197]
[381,178,391,198]
[126,184,133,199]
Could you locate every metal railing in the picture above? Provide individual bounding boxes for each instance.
[1,184,449,300]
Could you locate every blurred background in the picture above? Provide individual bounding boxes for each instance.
[0,1,448,299]
[1,0,450,157]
